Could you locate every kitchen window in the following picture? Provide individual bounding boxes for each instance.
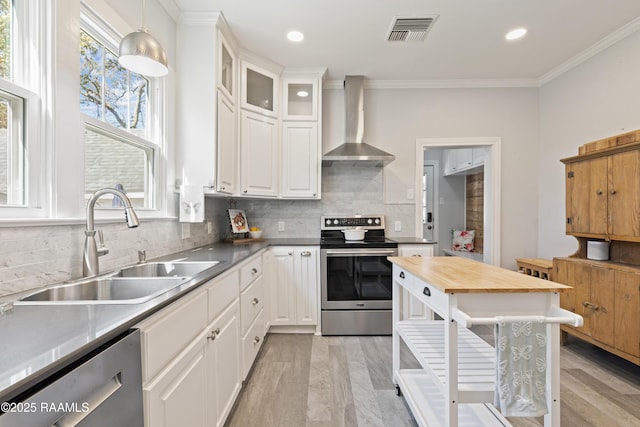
[0,0,43,211]
[80,9,162,210]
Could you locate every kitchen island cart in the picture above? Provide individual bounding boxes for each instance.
[389,256,582,427]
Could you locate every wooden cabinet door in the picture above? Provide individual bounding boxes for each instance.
[554,258,577,314]
[208,301,241,427]
[295,248,318,325]
[614,271,640,357]
[145,336,209,427]
[589,266,615,347]
[565,157,608,235]
[217,92,237,194]
[608,150,640,239]
[269,248,296,325]
[281,122,319,198]
[240,111,278,197]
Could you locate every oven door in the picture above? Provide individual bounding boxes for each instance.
[321,248,398,310]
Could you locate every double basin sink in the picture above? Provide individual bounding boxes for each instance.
[15,261,221,305]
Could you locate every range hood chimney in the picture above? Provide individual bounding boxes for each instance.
[322,75,395,166]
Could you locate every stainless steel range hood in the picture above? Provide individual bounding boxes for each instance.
[322,76,395,166]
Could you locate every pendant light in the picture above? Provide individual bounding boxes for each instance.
[118,0,168,77]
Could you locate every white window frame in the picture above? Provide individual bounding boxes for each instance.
[79,3,165,217]
[0,0,46,218]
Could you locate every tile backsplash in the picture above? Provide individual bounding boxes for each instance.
[0,165,414,297]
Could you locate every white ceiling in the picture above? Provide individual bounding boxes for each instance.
[168,0,640,85]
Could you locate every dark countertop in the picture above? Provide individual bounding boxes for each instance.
[0,239,318,401]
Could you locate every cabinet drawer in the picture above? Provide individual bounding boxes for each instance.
[137,289,208,382]
[240,255,263,291]
[394,267,414,291]
[241,309,265,380]
[414,279,448,317]
[240,274,264,334]
[208,269,240,323]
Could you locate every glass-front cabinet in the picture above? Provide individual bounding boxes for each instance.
[282,78,318,121]
[217,32,235,102]
[241,61,279,117]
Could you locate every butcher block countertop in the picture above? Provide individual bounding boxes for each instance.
[388,256,572,293]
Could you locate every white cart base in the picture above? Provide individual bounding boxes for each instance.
[394,369,511,427]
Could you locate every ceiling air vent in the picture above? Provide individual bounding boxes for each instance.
[386,16,438,42]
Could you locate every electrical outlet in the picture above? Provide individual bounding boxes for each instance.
[407,188,414,200]
[207,221,213,234]
[278,221,285,232]
[182,223,191,239]
[394,221,402,232]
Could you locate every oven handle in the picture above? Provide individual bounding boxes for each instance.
[323,249,398,256]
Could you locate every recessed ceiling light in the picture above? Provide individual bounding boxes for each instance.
[297,90,309,97]
[287,31,304,42]
[505,28,527,41]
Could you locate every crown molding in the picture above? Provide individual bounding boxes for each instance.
[324,78,538,90]
[157,0,181,22]
[177,11,222,26]
[539,16,640,86]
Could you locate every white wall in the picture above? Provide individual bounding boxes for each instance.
[323,86,539,269]
[538,30,640,259]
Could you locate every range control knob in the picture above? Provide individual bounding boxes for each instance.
[333,219,339,225]
[367,218,373,224]
[374,218,381,225]
[325,219,332,225]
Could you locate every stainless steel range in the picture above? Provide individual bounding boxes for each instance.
[320,214,398,335]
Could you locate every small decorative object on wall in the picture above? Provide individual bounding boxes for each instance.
[228,209,249,233]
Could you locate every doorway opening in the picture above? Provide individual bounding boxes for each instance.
[414,137,501,266]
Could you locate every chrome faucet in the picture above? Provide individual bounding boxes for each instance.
[83,188,140,277]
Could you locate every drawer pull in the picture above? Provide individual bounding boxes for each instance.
[252,297,259,305]
[253,336,261,345]
[423,286,431,297]
[412,254,422,257]
[399,271,405,279]
[301,251,312,257]
[251,267,258,275]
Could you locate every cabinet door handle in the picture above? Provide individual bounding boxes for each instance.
[610,189,617,195]
[582,301,599,311]
[252,297,259,305]
[288,252,293,256]
[253,336,261,345]
[596,190,603,195]
[207,328,221,341]
[399,271,405,279]
[251,267,258,275]
[243,189,248,194]
[301,251,311,257]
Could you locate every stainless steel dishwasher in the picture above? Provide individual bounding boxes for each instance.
[0,329,143,427]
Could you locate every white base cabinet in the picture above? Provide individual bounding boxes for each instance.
[267,246,319,328]
[138,268,243,427]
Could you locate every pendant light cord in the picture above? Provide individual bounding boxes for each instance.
[141,0,147,31]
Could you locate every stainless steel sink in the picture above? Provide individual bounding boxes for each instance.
[14,277,187,305]
[113,261,220,278]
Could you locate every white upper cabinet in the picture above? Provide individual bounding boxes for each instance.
[443,147,485,176]
[281,122,318,198]
[216,92,237,194]
[240,110,279,197]
[217,33,236,103]
[282,77,318,121]
[241,61,279,118]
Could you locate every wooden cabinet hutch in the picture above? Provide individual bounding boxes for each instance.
[554,129,640,365]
